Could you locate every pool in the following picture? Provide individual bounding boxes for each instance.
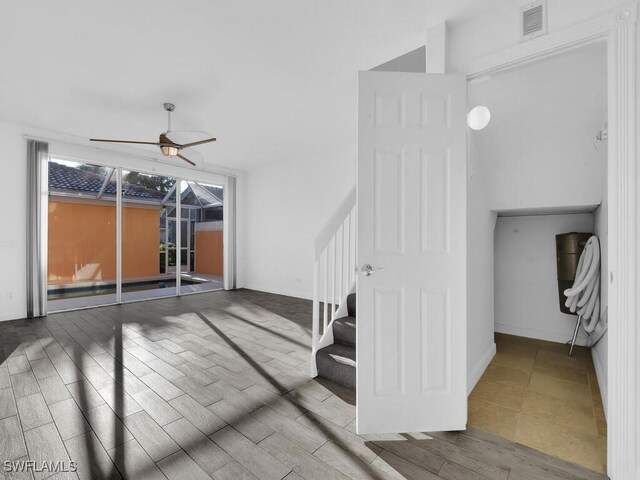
[47,279,199,300]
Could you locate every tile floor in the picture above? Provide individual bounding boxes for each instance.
[0,290,607,479]
[469,332,607,473]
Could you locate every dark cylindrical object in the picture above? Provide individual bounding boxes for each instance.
[556,232,592,315]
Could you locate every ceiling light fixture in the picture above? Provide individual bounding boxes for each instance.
[160,145,179,156]
[467,105,491,130]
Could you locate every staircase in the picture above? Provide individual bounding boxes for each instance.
[316,293,356,390]
[311,187,357,389]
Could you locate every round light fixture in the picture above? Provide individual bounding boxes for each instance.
[160,145,179,156]
[467,105,491,130]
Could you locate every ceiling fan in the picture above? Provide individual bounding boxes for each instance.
[90,103,216,166]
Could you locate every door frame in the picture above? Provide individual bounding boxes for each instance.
[465,4,637,478]
[34,138,234,312]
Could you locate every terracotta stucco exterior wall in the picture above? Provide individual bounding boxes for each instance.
[48,201,160,284]
[195,230,223,276]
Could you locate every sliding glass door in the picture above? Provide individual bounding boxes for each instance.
[47,158,227,312]
[47,159,118,311]
[121,170,178,302]
[180,181,224,294]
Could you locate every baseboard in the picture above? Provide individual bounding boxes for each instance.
[591,347,608,420]
[238,283,312,301]
[467,342,496,396]
[494,322,588,346]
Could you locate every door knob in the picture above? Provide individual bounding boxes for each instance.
[362,264,384,276]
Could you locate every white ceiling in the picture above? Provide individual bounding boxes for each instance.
[1,0,506,171]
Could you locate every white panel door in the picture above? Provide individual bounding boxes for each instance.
[357,71,467,434]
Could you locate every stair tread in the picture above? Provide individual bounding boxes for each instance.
[332,315,356,348]
[316,344,355,366]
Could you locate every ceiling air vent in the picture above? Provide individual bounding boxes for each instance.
[521,0,547,40]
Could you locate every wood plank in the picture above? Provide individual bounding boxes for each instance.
[211,426,291,480]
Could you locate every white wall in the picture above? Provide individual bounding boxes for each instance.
[0,125,28,321]
[239,150,356,299]
[494,214,594,344]
[466,41,607,385]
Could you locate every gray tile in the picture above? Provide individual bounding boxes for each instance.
[372,449,441,480]
[120,351,154,378]
[169,394,226,435]
[208,399,274,443]
[0,387,17,419]
[209,366,254,390]
[0,367,10,389]
[0,415,27,461]
[156,339,186,354]
[122,411,180,462]
[16,393,53,431]
[97,386,143,418]
[211,426,290,480]
[82,365,115,391]
[10,371,40,398]
[259,432,348,480]
[296,414,379,464]
[164,417,230,473]
[139,372,184,401]
[7,355,30,375]
[369,436,445,475]
[23,338,47,361]
[37,375,72,404]
[111,368,149,396]
[211,460,258,480]
[49,398,91,441]
[23,423,70,480]
[131,389,181,426]
[66,380,105,411]
[64,431,121,480]
[170,375,223,406]
[30,358,58,380]
[126,346,158,363]
[253,406,326,453]
[177,351,216,369]
[146,358,185,381]
[107,439,166,480]
[174,361,219,385]
[156,450,211,480]
[85,404,133,451]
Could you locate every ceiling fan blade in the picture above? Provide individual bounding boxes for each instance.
[177,153,196,166]
[179,137,217,148]
[90,138,160,146]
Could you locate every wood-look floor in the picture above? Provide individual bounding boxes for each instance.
[0,289,607,480]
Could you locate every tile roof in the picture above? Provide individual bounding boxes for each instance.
[48,161,166,201]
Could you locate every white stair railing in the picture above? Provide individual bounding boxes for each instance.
[311,187,357,376]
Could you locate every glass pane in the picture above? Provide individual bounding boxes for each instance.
[181,221,188,247]
[121,170,178,302]
[47,158,118,310]
[159,253,166,274]
[181,181,224,294]
[167,221,177,244]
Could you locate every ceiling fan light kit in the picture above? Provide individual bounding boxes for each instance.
[89,103,216,166]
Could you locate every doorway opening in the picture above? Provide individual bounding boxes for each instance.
[466,42,608,473]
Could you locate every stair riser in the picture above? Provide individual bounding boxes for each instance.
[333,321,356,348]
[347,294,356,317]
[317,357,355,390]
